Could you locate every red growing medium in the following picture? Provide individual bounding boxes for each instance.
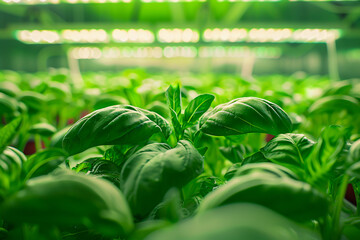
[345,184,357,206]
[266,134,275,142]
[23,139,45,156]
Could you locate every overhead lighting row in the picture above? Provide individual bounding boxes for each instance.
[158,29,199,43]
[16,29,155,44]
[16,28,341,44]
[203,28,341,43]
[1,0,344,4]
[2,0,203,4]
[69,46,282,59]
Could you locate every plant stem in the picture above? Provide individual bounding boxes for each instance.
[331,174,349,240]
[34,134,42,152]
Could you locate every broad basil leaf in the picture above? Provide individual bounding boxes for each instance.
[170,109,182,140]
[198,166,327,221]
[308,95,360,115]
[29,123,57,137]
[50,126,71,149]
[63,105,171,155]
[93,95,126,110]
[242,151,268,165]
[0,93,18,115]
[120,140,203,217]
[22,148,67,180]
[305,125,348,188]
[1,171,134,237]
[225,163,298,181]
[74,158,122,187]
[349,139,360,163]
[0,117,22,153]
[18,91,46,113]
[260,134,315,178]
[183,94,214,127]
[199,97,292,136]
[165,85,181,115]
[0,147,27,196]
[147,203,321,240]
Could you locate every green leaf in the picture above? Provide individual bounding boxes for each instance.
[165,85,181,116]
[62,105,171,155]
[0,117,22,153]
[0,147,27,196]
[18,91,46,113]
[29,123,57,137]
[242,151,269,165]
[200,97,292,136]
[0,93,18,116]
[1,170,134,237]
[93,95,125,110]
[349,139,360,163]
[50,126,71,149]
[120,140,203,217]
[225,162,298,181]
[170,109,182,140]
[74,158,122,186]
[305,125,348,188]
[198,164,328,222]
[260,134,315,178]
[308,95,360,115]
[147,203,321,240]
[183,94,214,127]
[23,148,67,180]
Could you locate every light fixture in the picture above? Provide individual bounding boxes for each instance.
[203,28,341,43]
[69,46,282,59]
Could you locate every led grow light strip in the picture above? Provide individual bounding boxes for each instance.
[203,28,341,43]
[2,0,351,4]
[16,29,155,44]
[15,28,342,44]
[69,46,282,59]
[158,28,199,43]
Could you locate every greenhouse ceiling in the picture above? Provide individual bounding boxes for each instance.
[0,0,359,73]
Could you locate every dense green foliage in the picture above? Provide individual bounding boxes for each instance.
[0,69,359,240]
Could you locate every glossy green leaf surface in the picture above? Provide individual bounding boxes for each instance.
[0,117,22,153]
[305,126,347,187]
[225,163,298,181]
[198,167,327,221]
[183,94,215,127]
[200,97,292,136]
[120,140,203,217]
[63,105,171,155]
[18,91,46,113]
[349,139,360,163]
[0,171,134,237]
[165,85,181,116]
[146,203,321,240]
[0,93,18,115]
[308,95,360,115]
[0,147,27,195]
[29,123,57,137]
[50,126,71,149]
[260,134,315,177]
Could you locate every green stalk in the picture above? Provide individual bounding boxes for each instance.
[331,174,349,240]
[34,134,42,152]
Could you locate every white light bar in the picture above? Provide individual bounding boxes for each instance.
[15,28,342,44]
[69,46,282,59]
[112,29,154,43]
[16,29,155,44]
[2,0,350,4]
[158,28,199,43]
[203,28,341,43]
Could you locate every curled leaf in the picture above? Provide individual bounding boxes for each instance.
[63,105,171,155]
[200,97,292,136]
